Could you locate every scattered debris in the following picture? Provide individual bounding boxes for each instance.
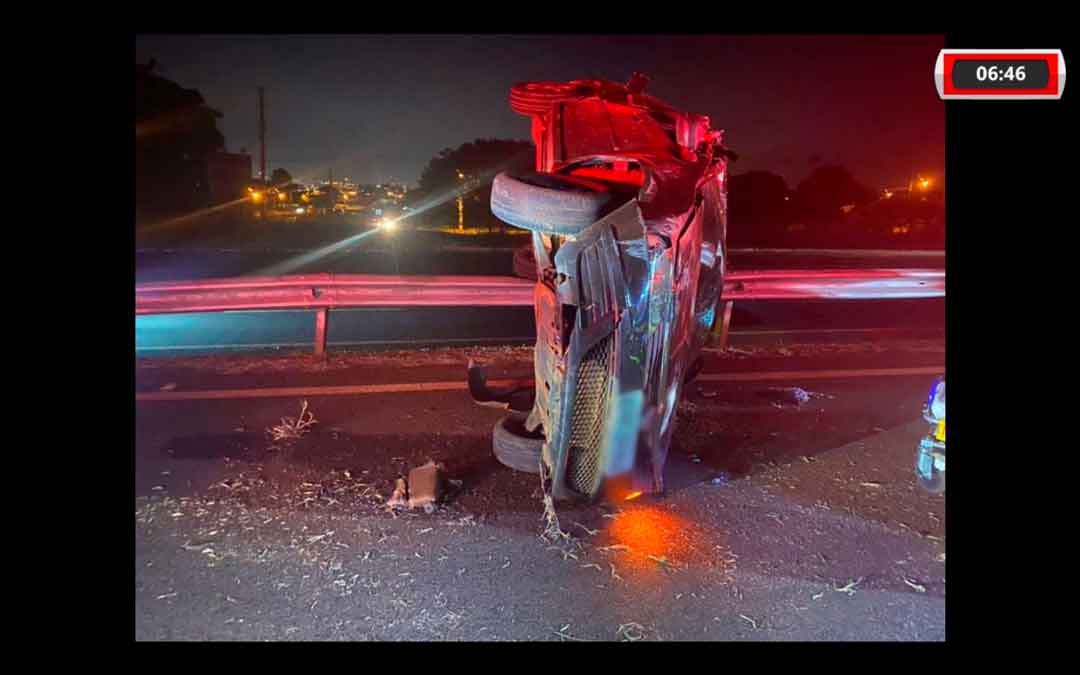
[597,544,631,553]
[777,387,810,405]
[648,555,677,571]
[710,473,731,486]
[609,564,623,581]
[762,386,833,406]
[723,346,754,356]
[159,382,177,391]
[936,553,946,563]
[903,578,927,593]
[548,547,578,561]
[738,614,759,629]
[386,478,409,509]
[812,592,825,600]
[860,482,882,488]
[538,460,571,543]
[407,461,444,513]
[580,563,602,571]
[616,622,647,641]
[268,400,317,442]
[573,522,599,536]
[553,625,591,642]
[156,591,178,600]
[834,578,863,596]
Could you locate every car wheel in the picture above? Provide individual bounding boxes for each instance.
[509,81,600,116]
[493,413,544,474]
[491,171,612,236]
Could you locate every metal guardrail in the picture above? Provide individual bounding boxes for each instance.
[135,269,944,354]
[728,248,945,258]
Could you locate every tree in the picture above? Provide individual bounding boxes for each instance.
[135,60,226,222]
[727,171,793,226]
[791,164,874,222]
[270,168,292,187]
[412,138,535,231]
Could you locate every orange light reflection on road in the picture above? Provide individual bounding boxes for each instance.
[607,505,691,568]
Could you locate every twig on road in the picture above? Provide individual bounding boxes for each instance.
[616,622,647,641]
[834,577,863,595]
[553,625,592,642]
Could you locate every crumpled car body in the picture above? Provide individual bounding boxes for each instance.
[490,77,731,501]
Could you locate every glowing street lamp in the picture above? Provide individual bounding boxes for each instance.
[456,170,466,232]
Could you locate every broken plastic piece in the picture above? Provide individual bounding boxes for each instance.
[407,460,444,511]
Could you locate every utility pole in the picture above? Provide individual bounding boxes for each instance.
[258,87,266,184]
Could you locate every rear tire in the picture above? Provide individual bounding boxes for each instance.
[491,171,612,235]
[509,81,601,115]
[493,413,544,474]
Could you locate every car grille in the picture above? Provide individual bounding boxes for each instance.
[565,334,614,495]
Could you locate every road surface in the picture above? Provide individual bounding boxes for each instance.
[135,337,946,641]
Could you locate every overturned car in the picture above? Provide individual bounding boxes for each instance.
[474,75,735,502]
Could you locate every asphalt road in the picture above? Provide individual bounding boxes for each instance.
[135,338,946,641]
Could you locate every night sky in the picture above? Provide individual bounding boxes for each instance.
[135,34,944,190]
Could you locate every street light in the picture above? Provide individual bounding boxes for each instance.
[456,170,466,233]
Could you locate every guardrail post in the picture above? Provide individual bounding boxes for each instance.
[314,308,328,356]
[710,300,734,349]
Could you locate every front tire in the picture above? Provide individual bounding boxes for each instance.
[491,171,612,235]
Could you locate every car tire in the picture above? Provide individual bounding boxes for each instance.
[491,171,612,236]
[493,413,544,474]
[509,81,599,116]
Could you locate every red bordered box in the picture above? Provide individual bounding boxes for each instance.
[934,49,1066,100]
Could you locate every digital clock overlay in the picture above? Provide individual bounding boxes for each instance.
[935,49,1066,100]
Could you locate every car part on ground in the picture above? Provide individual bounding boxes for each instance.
[490,74,732,501]
[466,361,535,412]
